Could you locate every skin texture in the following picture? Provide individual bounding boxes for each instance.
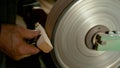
[0,24,40,60]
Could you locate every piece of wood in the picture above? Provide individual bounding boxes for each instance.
[35,23,53,53]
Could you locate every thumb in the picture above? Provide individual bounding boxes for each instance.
[17,26,40,39]
[23,30,40,39]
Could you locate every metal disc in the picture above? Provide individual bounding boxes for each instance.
[46,0,120,68]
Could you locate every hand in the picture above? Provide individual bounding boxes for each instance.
[0,24,40,60]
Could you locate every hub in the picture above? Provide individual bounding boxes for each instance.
[85,25,109,50]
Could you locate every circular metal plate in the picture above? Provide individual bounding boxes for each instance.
[46,0,120,68]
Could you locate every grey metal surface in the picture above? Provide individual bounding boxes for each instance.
[46,0,120,68]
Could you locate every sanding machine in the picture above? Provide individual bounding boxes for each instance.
[45,0,120,68]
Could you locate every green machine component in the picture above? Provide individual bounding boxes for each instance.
[97,31,120,51]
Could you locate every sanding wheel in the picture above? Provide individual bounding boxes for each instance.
[46,0,120,68]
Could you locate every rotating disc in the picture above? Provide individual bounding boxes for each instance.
[46,0,120,68]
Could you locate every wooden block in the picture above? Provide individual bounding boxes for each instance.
[35,23,53,53]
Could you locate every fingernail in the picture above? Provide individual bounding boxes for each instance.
[34,30,39,32]
[34,30,40,35]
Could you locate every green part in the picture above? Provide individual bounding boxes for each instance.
[98,35,120,51]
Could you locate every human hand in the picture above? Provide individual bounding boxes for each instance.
[0,24,40,60]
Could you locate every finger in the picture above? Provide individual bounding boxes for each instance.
[13,54,31,61]
[15,44,40,60]
[18,26,40,39]
[12,39,40,60]
[19,42,40,56]
[23,30,40,39]
[25,45,40,55]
